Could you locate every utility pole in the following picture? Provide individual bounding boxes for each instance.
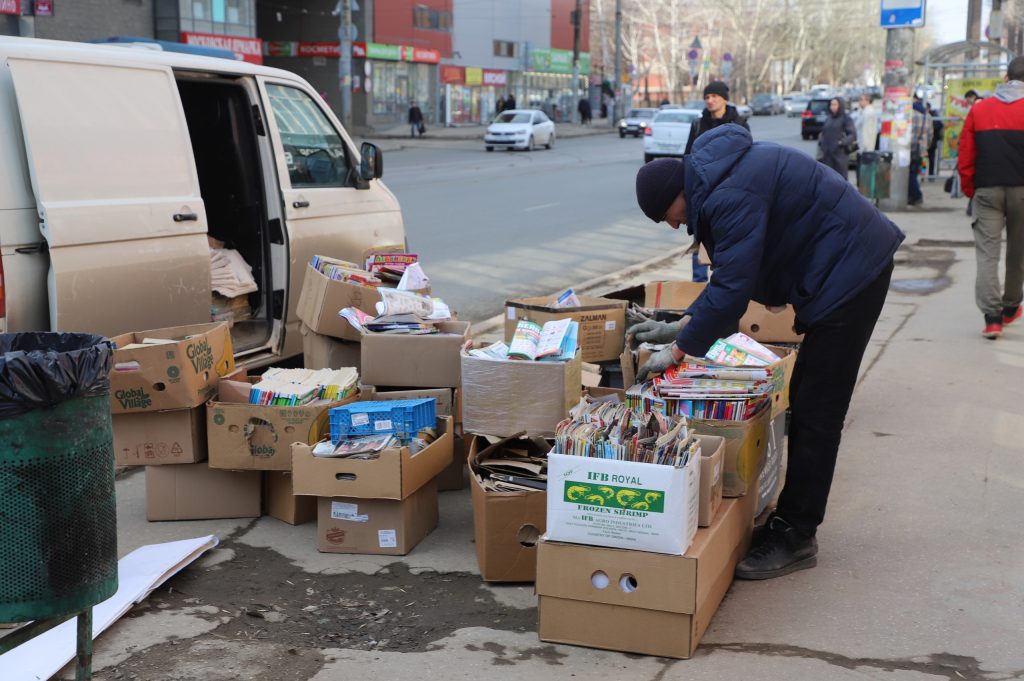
[613,0,622,126]
[879,27,914,212]
[338,0,353,129]
[571,0,582,124]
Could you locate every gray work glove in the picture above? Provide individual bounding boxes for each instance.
[637,344,679,383]
[626,319,678,349]
[625,304,653,329]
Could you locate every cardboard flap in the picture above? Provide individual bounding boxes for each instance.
[218,378,255,404]
[507,295,628,314]
[536,541,697,614]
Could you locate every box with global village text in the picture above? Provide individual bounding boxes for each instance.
[545,450,700,556]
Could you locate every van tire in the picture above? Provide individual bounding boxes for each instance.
[485,146,494,152]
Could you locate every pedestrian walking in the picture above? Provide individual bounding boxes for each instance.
[629,125,904,579]
[927,103,945,178]
[578,97,592,125]
[506,92,516,110]
[817,97,857,181]
[908,97,932,205]
[496,95,506,115]
[683,81,751,283]
[857,94,878,153]
[408,102,424,138]
[957,56,1024,339]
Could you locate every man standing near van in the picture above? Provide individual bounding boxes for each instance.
[958,56,1024,339]
[628,126,904,580]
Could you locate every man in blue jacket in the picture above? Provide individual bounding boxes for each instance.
[630,125,904,580]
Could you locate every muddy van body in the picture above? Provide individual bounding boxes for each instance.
[0,36,404,366]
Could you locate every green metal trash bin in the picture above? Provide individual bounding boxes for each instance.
[0,333,118,623]
[857,151,893,200]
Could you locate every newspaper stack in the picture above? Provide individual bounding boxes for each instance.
[210,248,258,298]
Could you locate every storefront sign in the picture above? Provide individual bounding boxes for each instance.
[440,65,464,84]
[465,67,482,86]
[181,32,263,64]
[34,0,53,16]
[529,48,591,75]
[265,41,341,58]
[482,69,506,86]
[0,0,20,15]
[353,42,441,64]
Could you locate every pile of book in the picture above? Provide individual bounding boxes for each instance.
[339,286,453,335]
[311,254,382,286]
[554,395,698,466]
[627,363,772,420]
[365,251,419,285]
[248,367,358,406]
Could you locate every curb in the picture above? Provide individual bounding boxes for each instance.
[369,127,617,142]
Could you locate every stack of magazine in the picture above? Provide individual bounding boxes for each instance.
[340,288,452,335]
[554,396,698,467]
[626,363,772,420]
[311,255,381,286]
[248,367,358,406]
[506,319,578,361]
[313,422,439,460]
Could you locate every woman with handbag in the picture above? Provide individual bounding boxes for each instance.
[818,97,857,181]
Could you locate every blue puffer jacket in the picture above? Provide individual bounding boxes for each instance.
[676,124,905,355]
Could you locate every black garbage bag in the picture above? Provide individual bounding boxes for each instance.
[0,333,114,418]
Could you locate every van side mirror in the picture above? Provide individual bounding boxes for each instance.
[359,142,383,181]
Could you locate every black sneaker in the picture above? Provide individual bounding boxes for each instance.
[735,515,818,580]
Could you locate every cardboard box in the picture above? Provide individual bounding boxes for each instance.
[643,281,706,310]
[358,386,454,418]
[504,295,627,363]
[756,413,786,518]
[545,449,700,555]
[696,434,725,527]
[301,323,361,371]
[292,416,453,499]
[265,471,317,525]
[113,407,206,466]
[295,264,383,341]
[469,434,551,582]
[360,321,471,388]
[110,322,234,414]
[436,434,469,492]
[691,404,771,498]
[145,464,261,521]
[316,480,439,555]
[536,496,752,659]
[206,379,356,471]
[461,350,582,438]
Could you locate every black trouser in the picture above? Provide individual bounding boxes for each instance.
[775,261,894,537]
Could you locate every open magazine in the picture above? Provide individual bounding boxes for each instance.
[506,318,578,361]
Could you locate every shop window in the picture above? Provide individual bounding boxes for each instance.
[494,40,516,58]
[226,0,242,24]
[413,5,451,31]
[191,0,209,20]
[265,84,352,188]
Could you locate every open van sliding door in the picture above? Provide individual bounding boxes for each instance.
[6,56,210,336]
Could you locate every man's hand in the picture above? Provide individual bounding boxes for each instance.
[637,344,684,383]
[626,319,679,349]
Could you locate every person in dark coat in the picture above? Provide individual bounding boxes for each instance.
[818,97,857,180]
[683,81,750,155]
[629,125,905,580]
[578,97,592,125]
[408,103,424,138]
[926,103,944,177]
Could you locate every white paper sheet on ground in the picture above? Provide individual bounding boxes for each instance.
[0,535,219,681]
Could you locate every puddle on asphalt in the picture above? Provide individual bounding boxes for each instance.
[889,276,952,294]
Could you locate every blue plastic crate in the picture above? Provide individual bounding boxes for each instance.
[330,398,437,441]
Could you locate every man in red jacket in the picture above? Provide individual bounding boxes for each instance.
[958,57,1024,338]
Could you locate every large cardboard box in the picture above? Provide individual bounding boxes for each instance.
[295,264,383,341]
[206,379,356,471]
[757,413,786,517]
[292,417,453,499]
[469,435,551,582]
[691,404,771,498]
[461,350,582,438]
[504,295,627,363]
[545,450,700,555]
[643,281,804,344]
[696,434,725,527]
[145,464,261,521]
[436,434,469,492]
[114,407,206,466]
[301,323,361,371]
[536,497,752,659]
[265,471,317,525]
[360,321,471,388]
[316,480,439,555]
[110,322,234,414]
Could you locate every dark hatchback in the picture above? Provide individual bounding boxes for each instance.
[800,98,832,140]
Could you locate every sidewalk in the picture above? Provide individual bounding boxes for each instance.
[354,120,615,153]
[43,179,1024,680]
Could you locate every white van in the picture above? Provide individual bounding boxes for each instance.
[0,36,405,366]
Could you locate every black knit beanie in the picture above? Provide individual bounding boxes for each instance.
[635,159,685,223]
[703,81,729,100]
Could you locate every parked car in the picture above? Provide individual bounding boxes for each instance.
[643,109,701,162]
[750,93,784,115]
[0,35,401,367]
[683,99,705,110]
[785,94,810,117]
[736,103,753,119]
[484,109,555,151]
[801,98,832,140]
[618,108,656,138]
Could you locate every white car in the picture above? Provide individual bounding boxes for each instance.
[484,109,555,151]
[736,103,753,119]
[643,109,701,162]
